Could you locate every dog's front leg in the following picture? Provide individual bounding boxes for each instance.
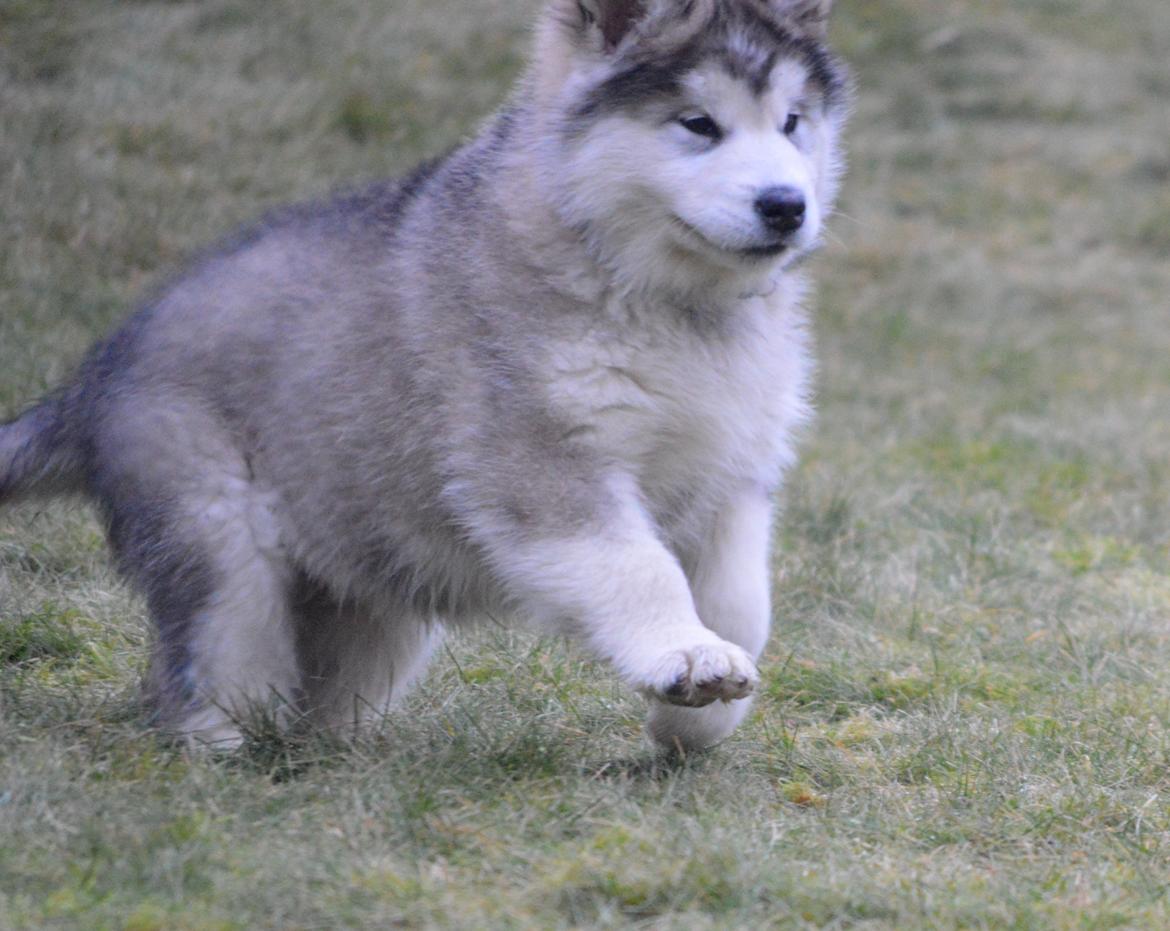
[648,485,774,749]
[494,491,759,712]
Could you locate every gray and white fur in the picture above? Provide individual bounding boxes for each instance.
[0,0,849,750]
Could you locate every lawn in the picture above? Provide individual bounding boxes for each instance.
[2,0,1170,927]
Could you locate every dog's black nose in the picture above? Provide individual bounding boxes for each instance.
[755,186,806,234]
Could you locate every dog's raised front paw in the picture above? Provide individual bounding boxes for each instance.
[638,640,758,708]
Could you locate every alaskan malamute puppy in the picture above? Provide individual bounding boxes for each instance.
[0,0,849,750]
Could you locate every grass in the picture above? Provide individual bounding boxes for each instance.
[2,0,1170,927]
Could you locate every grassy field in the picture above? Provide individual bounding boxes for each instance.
[2,0,1170,927]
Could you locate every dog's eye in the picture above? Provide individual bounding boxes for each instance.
[679,114,722,141]
[783,113,801,136]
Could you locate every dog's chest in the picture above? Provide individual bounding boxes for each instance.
[543,292,812,494]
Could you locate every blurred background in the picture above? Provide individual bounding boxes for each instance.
[2,1,1170,927]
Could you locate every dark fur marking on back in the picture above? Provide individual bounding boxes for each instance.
[369,155,448,227]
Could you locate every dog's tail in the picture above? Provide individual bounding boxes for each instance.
[0,395,85,505]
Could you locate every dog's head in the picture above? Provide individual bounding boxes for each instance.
[530,0,850,292]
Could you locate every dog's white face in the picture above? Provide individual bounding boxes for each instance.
[654,57,828,261]
[543,0,848,291]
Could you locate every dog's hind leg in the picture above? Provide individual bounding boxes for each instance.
[293,582,442,732]
[93,396,301,749]
[647,486,774,750]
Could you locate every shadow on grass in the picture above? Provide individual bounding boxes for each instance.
[579,739,735,785]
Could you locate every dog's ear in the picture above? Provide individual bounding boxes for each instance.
[576,0,649,49]
[773,0,833,37]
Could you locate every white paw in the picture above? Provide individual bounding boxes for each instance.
[637,639,759,708]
